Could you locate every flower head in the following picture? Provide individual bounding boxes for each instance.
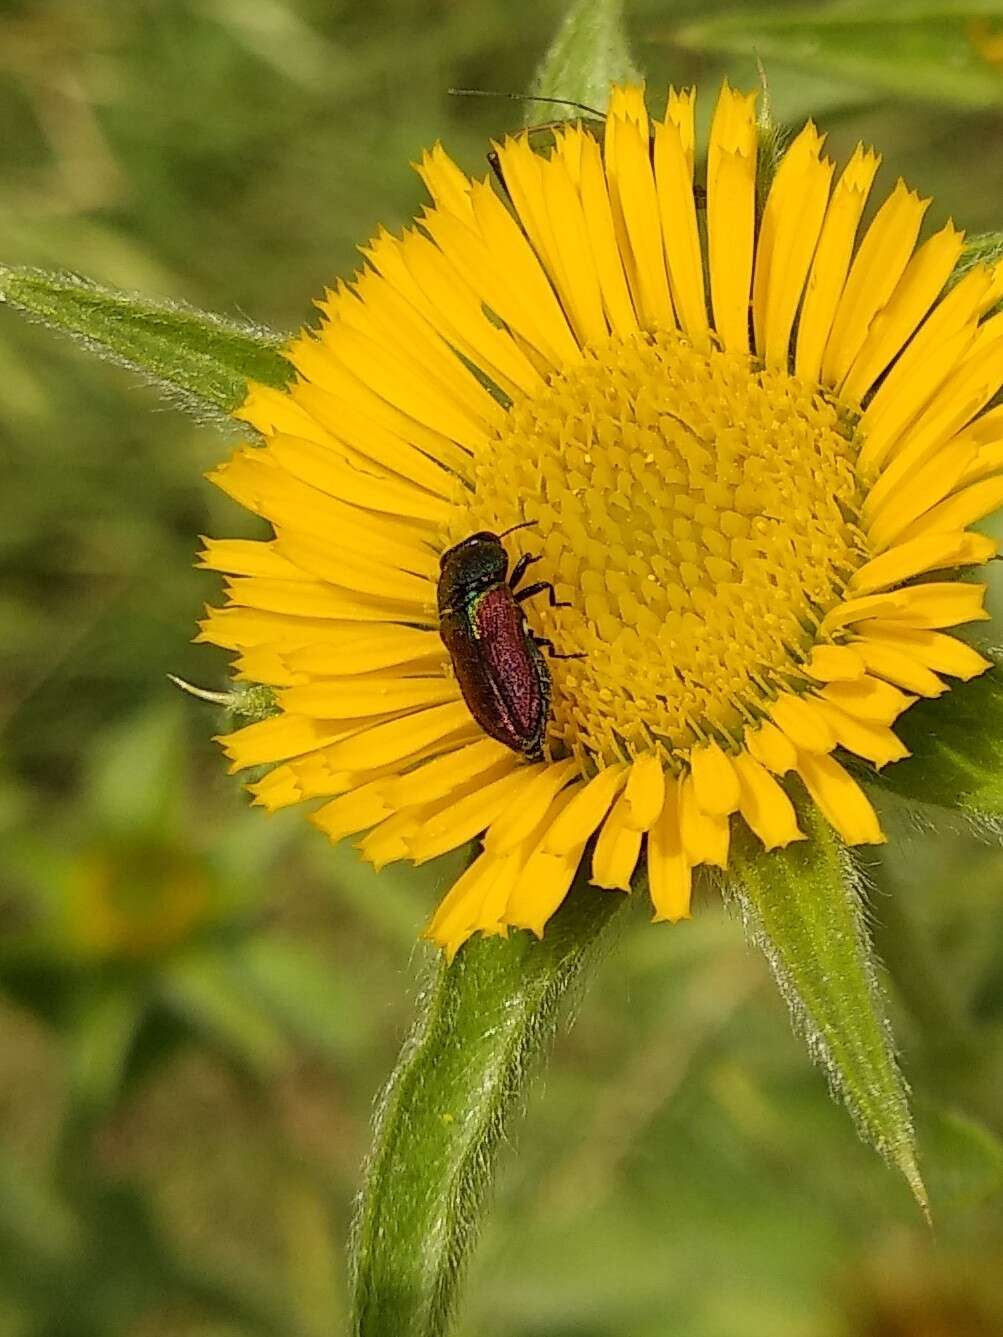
[199,82,1003,960]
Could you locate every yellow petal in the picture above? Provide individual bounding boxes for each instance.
[289,371,460,494]
[577,132,639,336]
[385,226,543,400]
[196,605,337,651]
[483,758,579,854]
[856,263,993,474]
[821,179,930,390]
[538,150,609,345]
[733,751,804,850]
[856,323,978,477]
[504,844,583,939]
[382,737,515,807]
[819,676,914,725]
[236,380,331,441]
[679,775,730,868]
[653,98,708,346]
[753,120,833,369]
[359,808,424,870]
[894,478,1003,547]
[865,439,979,552]
[320,699,477,772]
[849,635,946,698]
[795,751,886,845]
[744,721,798,774]
[853,620,992,680]
[622,751,667,831]
[494,134,607,348]
[863,327,1003,508]
[281,627,445,677]
[707,81,758,354]
[803,644,866,682]
[689,739,741,816]
[607,111,676,329]
[504,787,592,936]
[266,432,450,525]
[820,591,907,634]
[590,791,644,890]
[233,647,306,687]
[647,777,692,922]
[218,714,356,771]
[882,580,988,630]
[841,220,965,403]
[768,693,837,753]
[415,143,474,218]
[409,763,545,864]
[541,763,629,855]
[795,144,881,384]
[424,853,504,964]
[248,764,309,813]
[810,698,910,768]
[278,675,458,720]
[198,538,305,581]
[310,780,396,843]
[222,575,427,626]
[849,530,997,595]
[469,180,582,366]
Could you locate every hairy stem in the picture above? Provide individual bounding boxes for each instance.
[349,873,634,1337]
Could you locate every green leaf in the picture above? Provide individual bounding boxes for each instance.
[349,873,631,1337]
[862,663,1003,817]
[529,0,640,121]
[0,265,292,416]
[727,805,926,1210]
[669,5,1003,110]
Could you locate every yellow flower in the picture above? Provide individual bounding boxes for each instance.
[969,18,1003,67]
[198,82,1003,961]
[68,841,213,961]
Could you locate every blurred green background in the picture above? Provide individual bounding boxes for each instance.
[2,1,1003,1333]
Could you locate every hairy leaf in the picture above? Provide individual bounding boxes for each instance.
[728,806,926,1210]
[529,0,639,120]
[0,265,291,416]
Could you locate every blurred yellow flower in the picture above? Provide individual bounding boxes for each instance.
[969,19,1003,67]
[198,82,1003,960]
[67,841,213,960]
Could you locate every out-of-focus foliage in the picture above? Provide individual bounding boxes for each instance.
[1,1,1003,1334]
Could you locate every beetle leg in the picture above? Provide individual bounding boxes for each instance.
[516,579,571,609]
[533,635,586,661]
[508,552,540,590]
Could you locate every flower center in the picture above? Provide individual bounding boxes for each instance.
[447,328,869,769]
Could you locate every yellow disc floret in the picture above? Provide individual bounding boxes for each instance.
[450,329,867,768]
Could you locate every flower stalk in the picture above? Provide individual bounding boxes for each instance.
[349,873,632,1337]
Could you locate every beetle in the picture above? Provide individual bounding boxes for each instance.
[436,525,570,761]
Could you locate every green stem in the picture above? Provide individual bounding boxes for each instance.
[348,873,634,1337]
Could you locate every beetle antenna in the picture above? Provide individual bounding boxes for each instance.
[448,89,605,120]
[498,519,539,538]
